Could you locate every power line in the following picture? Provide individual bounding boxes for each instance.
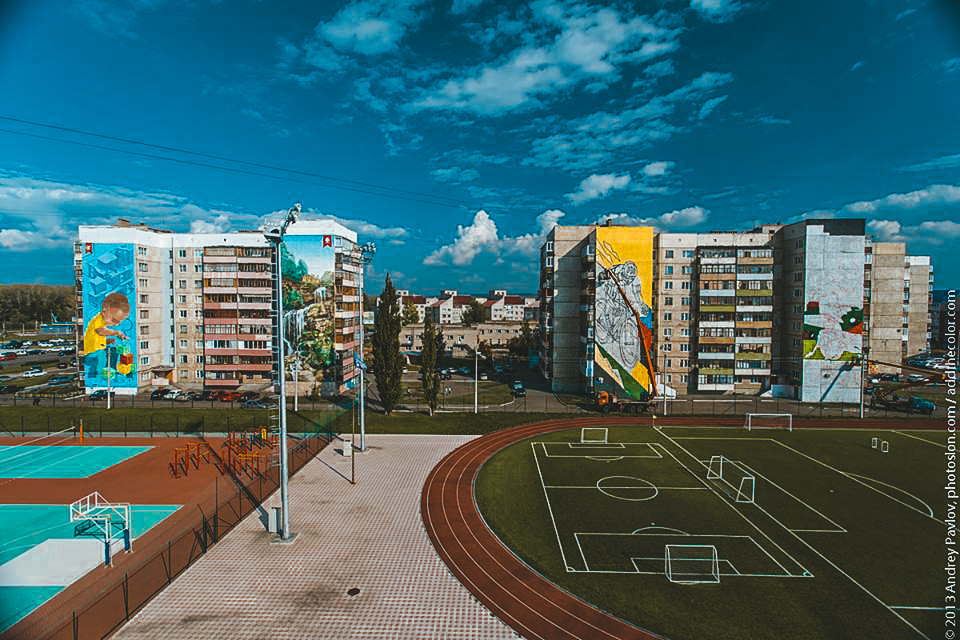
[0,116,470,209]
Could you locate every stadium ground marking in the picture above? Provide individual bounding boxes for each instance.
[531,442,573,572]
[574,531,590,571]
[540,442,662,459]
[650,439,803,578]
[893,430,946,448]
[13,446,100,479]
[723,458,932,637]
[733,462,848,534]
[567,442,626,450]
[594,476,658,502]
[890,606,947,611]
[770,440,943,525]
[844,472,935,519]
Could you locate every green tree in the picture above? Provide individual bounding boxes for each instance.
[401,301,419,326]
[420,315,440,415]
[461,299,486,326]
[372,274,403,415]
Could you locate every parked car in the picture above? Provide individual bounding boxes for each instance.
[26,349,42,356]
[879,373,899,382]
[479,372,488,380]
[56,362,69,369]
[241,399,270,409]
[22,369,45,378]
[199,389,221,401]
[512,380,524,391]
[239,391,260,402]
[906,373,929,382]
[47,375,73,385]
[88,390,115,400]
[513,387,527,397]
[0,353,15,361]
[0,384,18,394]
[150,388,170,400]
[219,390,242,402]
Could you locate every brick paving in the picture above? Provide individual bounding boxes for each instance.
[113,435,519,640]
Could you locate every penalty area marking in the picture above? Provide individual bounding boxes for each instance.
[893,430,946,448]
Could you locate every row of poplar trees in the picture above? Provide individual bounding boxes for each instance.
[371,274,444,416]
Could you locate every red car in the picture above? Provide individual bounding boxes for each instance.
[219,391,242,402]
[0,353,15,361]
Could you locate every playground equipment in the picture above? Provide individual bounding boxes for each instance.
[219,427,279,476]
[170,441,214,478]
[70,491,132,566]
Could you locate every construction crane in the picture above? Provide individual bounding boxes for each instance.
[858,357,942,414]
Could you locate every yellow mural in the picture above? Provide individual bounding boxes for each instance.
[594,227,656,398]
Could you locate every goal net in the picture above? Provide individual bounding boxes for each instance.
[665,545,720,584]
[744,413,792,431]
[580,427,608,444]
[707,456,755,503]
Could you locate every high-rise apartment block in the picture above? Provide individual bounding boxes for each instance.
[76,219,362,395]
[539,220,932,403]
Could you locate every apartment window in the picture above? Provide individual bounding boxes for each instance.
[664,297,673,306]
[179,310,188,318]
[179,355,187,364]
[681,281,690,290]
[793,304,802,313]
[195,295,203,304]
[664,312,673,321]
[196,324,204,333]
[195,340,203,349]
[664,328,673,336]
[179,264,187,272]
[139,340,149,350]
[681,297,690,306]
[180,324,188,333]
[178,279,187,288]
[195,264,203,272]
[138,262,148,272]
[179,249,187,258]
[680,343,690,352]
[666,374,672,383]
[139,294,148,303]
[139,310,149,319]
[195,249,204,258]
[141,356,149,365]
[665,250,674,258]
[680,359,689,368]
[195,310,203,318]
[793,288,802,298]
[139,325,149,335]
[665,266,674,275]
[177,295,186,304]
[196,355,204,364]
[794,255,803,265]
[545,241,554,252]
[793,272,802,282]
[681,313,689,321]
[139,278,148,287]
[681,374,689,383]
[179,339,188,348]
[664,281,673,290]
[544,256,554,268]
[682,266,693,274]
[194,280,202,288]
[661,343,673,351]
[681,328,690,336]
[137,246,147,256]
[683,250,695,258]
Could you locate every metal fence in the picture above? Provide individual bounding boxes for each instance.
[4,431,332,640]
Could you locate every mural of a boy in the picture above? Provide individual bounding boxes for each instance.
[83,292,130,380]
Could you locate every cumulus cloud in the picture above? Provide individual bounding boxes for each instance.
[295,210,410,241]
[430,166,480,183]
[597,205,708,229]
[566,173,631,204]
[690,0,745,23]
[899,153,960,173]
[642,161,674,178]
[410,2,679,115]
[423,209,565,266]
[697,95,727,120]
[944,58,960,74]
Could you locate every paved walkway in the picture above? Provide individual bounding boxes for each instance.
[114,435,519,640]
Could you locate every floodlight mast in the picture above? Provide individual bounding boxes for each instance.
[357,242,376,451]
[264,203,300,540]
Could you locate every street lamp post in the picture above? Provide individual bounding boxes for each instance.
[264,203,300,541]
[474,336,478,414]
[357,242,376,452]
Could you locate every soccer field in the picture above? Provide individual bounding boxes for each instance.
[475,425,945,640]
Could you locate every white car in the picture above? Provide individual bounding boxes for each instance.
[14,350,27,356]
[38,342,52,348]
[22,369,45,378]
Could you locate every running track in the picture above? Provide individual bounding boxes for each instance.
[420,416,940,640]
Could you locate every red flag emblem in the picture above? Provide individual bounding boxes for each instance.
[85,243,92,254]
[322,235,332,247]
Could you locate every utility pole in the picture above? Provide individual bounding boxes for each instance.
[474,336,478,414]
[357,242,376,451]
[263,203,300,541]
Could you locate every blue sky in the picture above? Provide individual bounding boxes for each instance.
[0,0,957,293]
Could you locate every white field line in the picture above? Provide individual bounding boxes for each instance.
[890,606,947,611]
[532,442,572,572]
[652,440,799,578]
[574,532,590,572]
[844,472,935,519]
[893,430,946,448]
[735,463,847,534]
[543,485,706,490]
[770,440,943,525]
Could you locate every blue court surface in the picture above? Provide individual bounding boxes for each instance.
[0,445,153,479]
[0,503,180,632]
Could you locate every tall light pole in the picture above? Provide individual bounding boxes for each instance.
[474,335,478,414]
[357,242,376,452]
[264,203,300,541]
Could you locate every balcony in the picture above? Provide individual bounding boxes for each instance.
[699,305,735,313]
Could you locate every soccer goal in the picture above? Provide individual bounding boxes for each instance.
[580,427,609,444]
[707,455,755,503]
[665,544,720,584]
[744,413,792,431]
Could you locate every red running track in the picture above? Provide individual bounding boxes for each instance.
[421,416,938,640]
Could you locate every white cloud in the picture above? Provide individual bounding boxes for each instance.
[690,0,745,23]
[943,58,960,74]
[866,219,902,241]
[566,173,631,204]
[0,228,72,251]
[300,212,410,241]
[757,114,791,125]
[410,3,679,115]
[525,71,734,170]
[849,61,864,72]
[644,59,676,78]
[843,184,960,215]
[899,153,960,173]
[450,0,484,14]
[423,208,565,266]
[430,166,480,183]
[642,161,674,177]
[320,0,428,56]
[598,205,708,229]
[697,95,727,120]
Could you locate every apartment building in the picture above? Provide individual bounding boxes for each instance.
[540,220,932,403]
[76,219,362,395]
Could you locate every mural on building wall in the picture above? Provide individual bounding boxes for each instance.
[280,236,338,396]
[81,243,137,393]
[594,227,655,398]
[800,228,865,402]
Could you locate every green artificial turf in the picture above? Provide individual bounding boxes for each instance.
[476,425,945,640]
